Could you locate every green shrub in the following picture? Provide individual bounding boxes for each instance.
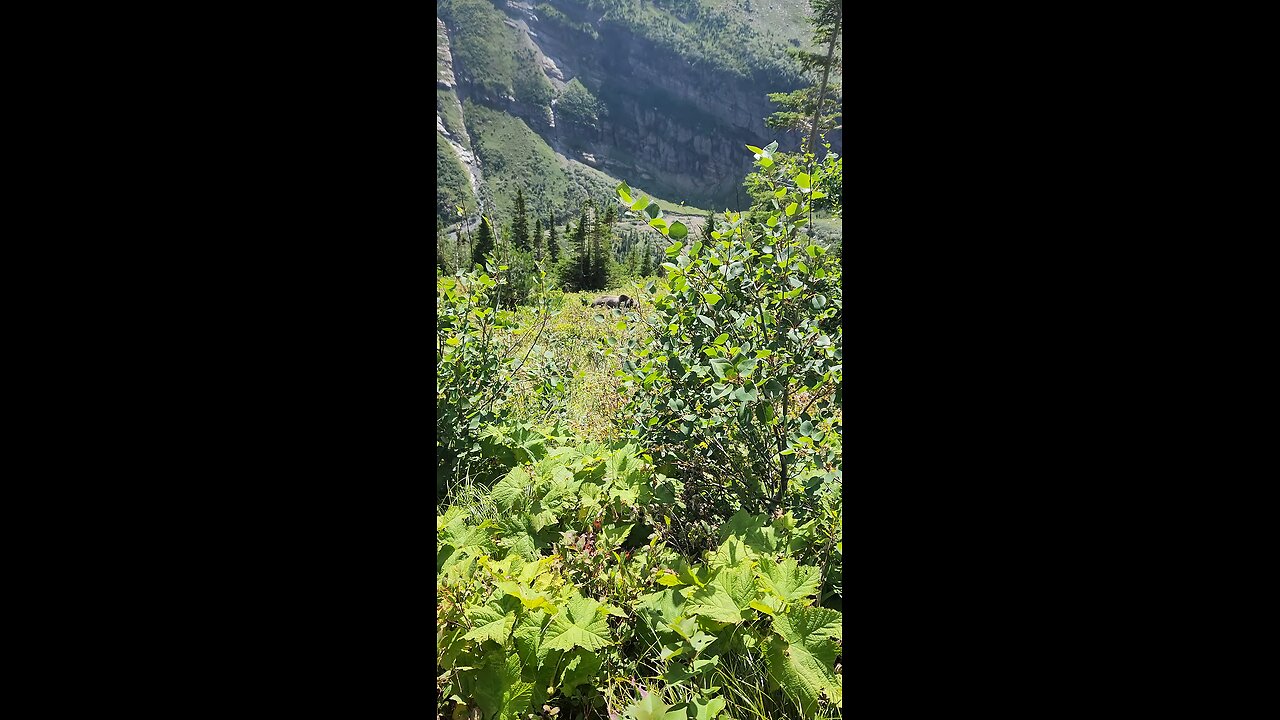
[615,144,842,531]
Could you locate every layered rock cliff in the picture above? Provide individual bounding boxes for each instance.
[440,0,840,211]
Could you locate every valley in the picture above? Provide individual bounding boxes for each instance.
[436,0,840,235]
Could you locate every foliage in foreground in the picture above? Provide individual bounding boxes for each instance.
[438,438,842,720]
[613,144,842,546]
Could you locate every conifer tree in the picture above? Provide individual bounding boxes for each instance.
[547,214,560,262]
[572,211,589,290]
[471,217,495,268]
[639,236,653,277]
[533,217,544,261]
[702,210,715,242]
[512,188,530,251]
[590,209,608,289]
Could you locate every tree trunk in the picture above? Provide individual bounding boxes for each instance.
[806,4,842,159]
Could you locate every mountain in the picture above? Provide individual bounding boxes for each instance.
[437,0,839,233]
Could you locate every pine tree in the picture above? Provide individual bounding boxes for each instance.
[572,212,589,290]
[639,236,653,277]
[765,0,842,153]
[533,217,544,261]
[702,210,715,242]
[547,214,560,262]
[590,209,608,290]
[512,188,530,251]
[471,217,495,268]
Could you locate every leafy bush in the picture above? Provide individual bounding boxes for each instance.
[614,144,842,535]
[437,252,569,497]
[437,437,842,720]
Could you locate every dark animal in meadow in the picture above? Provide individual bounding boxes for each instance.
[591,294,639,309]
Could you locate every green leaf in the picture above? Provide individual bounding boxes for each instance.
[795,172,811,189]
[462,594,520,646]
[491,467,530,513]
[746,144,765,156]
[473,650,533,720]
[785,202,799,216]
[709,359,730,379]
[544,594,613,652]
[701,293,721,306]
[697,315,715,329]
[757,558,821,604]
[686,562,756,624]
[624,691,685,720]
[645,202,663,220]
[712,333,729,345]
[766,608,842,714]
[688,696,726,720]
[665,241,683,257]
[617,181,633,205]
[669,221,688,240]
[764,140,779,153]
[599,523,635,550]
[560,649,602,696]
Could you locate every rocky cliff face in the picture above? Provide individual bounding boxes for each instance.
[445,0,838,211]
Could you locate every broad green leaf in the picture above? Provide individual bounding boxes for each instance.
[670,615,699,640]
[512,609,560,677]
[764,140,779,153]
[600,523,635,550]
[645,202,663,220]
[709,359,730,379]
[686,562,756,624]
[617,181,633,205]
[757,558,821,604]
[766,609,841,714]
[560,649,602,696]
[635,589,687,635]
[776,605,842,643]
[785,202,799,216]
[624,691,685,720]
[656,571,684,587]
[491,467,529,512]
[495,580,558,614]
[462,592,520,646]
[712,333,729,345]
[687,631,716,653]
[746,144,764,155]
[473,650,533,720]
[795,172,811,189]
[701,293,721,306]
[669,221,688,240]
[688,696,726,720]
[544,594,613,652]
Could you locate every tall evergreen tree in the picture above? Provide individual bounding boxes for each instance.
[533,217,544,261]
[639,237,653,277]
[572,212,589,290]
[765,0,842,153]
[512,188,530,251]
[702,210,715,242]
[590,209,608,289]
[547,214,560,262]
[471,217,495,268]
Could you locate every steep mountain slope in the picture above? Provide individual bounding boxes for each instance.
[437,0,836,229]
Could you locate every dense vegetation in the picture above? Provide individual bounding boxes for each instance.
[438,144,842,719]
[540,0,805,84]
